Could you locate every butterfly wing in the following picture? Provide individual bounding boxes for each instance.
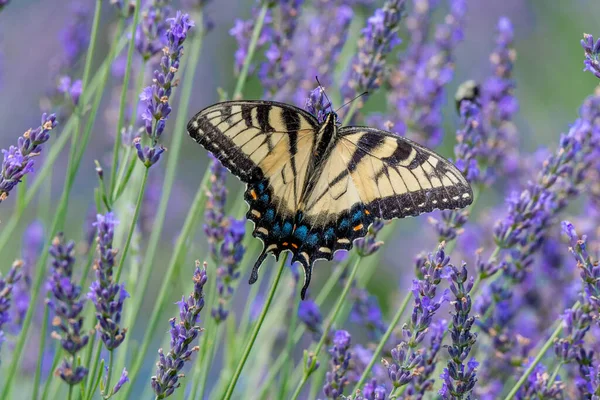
[293,127,472,283]
[187,100,320,282]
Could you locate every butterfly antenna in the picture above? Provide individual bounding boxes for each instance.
[335,91,369,113]
[315,76,334,112]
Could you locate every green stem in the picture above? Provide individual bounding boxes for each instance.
[112,64,147,203]
[547,361,564,389]
[290,257,362,400]
[278,290,302,398]
[353,291,411,391]
[32,304,50,400]
[232,3,269,99]
[123,178,208,395]
[85,342,102,400]
[341,101,360,126]
[109,0,142,197]
[104,351,114,398]
[222,254,288,400]
[81,0,103,92]
[114,167,149,282]
[69,384,73,400]
[503,301,579,400]
[41,345,62,400]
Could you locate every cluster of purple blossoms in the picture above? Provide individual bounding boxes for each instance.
[10,221,44,331]
[383,244,449,389]
[582,33,600,79]
[439,264,478,400]
[342,0,406,106]
[0,261,22,353]
[58,2,90,69]
[513,362,564,399]
[429,101,484,242]
[298,299,323,338]
[47,234,89,386]
[88,213,129,350]
[480,17,519,184]
[286,0,352,105]
[0,113,57,203]
[305,86,335,123]
[259,0,305,96]
[386,0,467,146]
[136,11,194,168]
[56,76,83,107]
[136,0,173,60]
[229,1,275,76]
[323,330,353,398]
[204,155,246,323]
[151,262,207,399]
[350,288,386,342]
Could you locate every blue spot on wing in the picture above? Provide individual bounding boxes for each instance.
[339,219,350,230]
[294,225,308,240]
[273,223,282,238]
[265,209,275,222]
[307,234,319,246]
[324,227,335,241]
[283,221,293,236]
[261,194,269,203]
[352,210,363,222]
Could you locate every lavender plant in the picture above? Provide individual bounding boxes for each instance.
[3,2,600,400]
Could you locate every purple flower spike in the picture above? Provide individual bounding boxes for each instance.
[110,0,136,18]
[230,2,274,75]
[582,33,600,79]
[298,299,323,338]
[47,234,89,386]
[305,86,334,124]
[513,362,563,399]
[0,260,23,352]
[387,0,467,146]
[135,1,173,60]
[385,243,448,389]
[440,263,477,399]
[112,368,129,395]
[0,113,58,203]
[323,330,352,398]
[137,11,194,168]
[88,212,129,351]
[342,0,406,105]
[57,76,83,106]
[151,262,207,399]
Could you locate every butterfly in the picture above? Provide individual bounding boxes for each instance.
[187,100,473,299]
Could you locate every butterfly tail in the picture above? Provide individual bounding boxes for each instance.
[291,253,313,301]
[249,249,269,285]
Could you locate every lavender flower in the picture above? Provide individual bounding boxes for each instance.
[384,243,449,388]
[59,3,90,67]
[355,220,385,257]
[513,362,564,399]
[0,113,57,202]
[342,0,406,104]
[323,330,352,398]
[259,0,304,95]
[47,234,89,386]
[112,368,129,395]
[204,156,246,322]
[350,289,386,341]
[151,262,207,399]
[0,261,22,353]
[386,0,467,146]
[230,1,274,75]
[290,1,353,105]
[57,76,83,106]
[298,299,323,337]
[480,17,519,184]
[11,220,44,331]
[88,212,129,350]
[305,86,335,124]
[440,264,477,400]
[582,33,600,79]
[136,0,173,60]
[136,11,194,168]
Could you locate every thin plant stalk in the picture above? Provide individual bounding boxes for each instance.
[503,301,580,400]
[32,305,51,399]
[222,254,288,400]
[289,256,362,400]
[41,345,62,400]
[232,2,270,99]
[278,289,302,398]
[109,0,142,197]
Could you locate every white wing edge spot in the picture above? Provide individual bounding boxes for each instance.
[319,247,332,253]
[257,227,269,235]
[337,238,351,244]
[462,193,470,198]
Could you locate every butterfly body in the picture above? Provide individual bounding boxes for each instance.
[188,100,472,299]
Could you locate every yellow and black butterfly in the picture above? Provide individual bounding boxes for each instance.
[187,100,472,299]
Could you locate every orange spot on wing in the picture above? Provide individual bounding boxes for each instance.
[353,224,364,231]
[250,190,257,200]
[291,243,298,249]
[282,242,289,246]
[365,210,370,215]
